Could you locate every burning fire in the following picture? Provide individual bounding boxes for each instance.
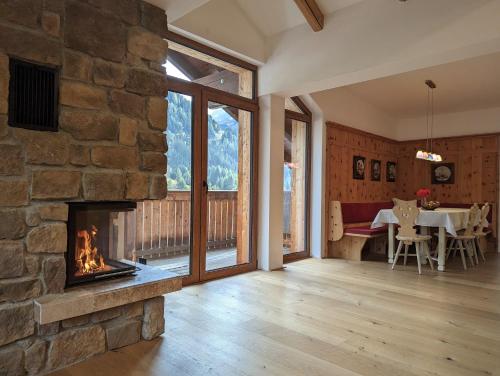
[76,225,110,275]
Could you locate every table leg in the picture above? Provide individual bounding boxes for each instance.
[388,223,395,264]
[438,226,446,272]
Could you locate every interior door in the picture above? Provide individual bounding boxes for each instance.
[200,90,258,281]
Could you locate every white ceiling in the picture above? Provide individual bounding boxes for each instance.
[332,52,500,118]
[235,0,365,37]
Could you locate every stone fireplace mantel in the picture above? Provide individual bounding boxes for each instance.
[34,264,181,325]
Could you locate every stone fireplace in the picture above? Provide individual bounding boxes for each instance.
[0,1,181,375]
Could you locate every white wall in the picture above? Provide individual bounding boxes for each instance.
[258,95,285,271]
[311,87,398,139]
[260,0,500,96]
[395,107,500,141]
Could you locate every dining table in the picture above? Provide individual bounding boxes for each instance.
[371,207,484,271]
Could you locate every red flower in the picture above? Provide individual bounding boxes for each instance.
[416,188,431,198]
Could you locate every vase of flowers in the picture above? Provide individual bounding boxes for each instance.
[416,188,431,207]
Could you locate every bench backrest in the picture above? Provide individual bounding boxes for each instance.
[341,202,394,224]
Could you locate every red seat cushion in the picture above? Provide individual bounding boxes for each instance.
[341,202,393,224]
[345,225,388,236]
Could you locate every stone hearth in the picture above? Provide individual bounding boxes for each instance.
[0,0,175,374]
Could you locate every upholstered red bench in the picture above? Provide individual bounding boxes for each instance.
[328,201,393,261]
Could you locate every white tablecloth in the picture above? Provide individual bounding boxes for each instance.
[371,208,476,236]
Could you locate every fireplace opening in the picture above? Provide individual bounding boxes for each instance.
[66,202,138,287]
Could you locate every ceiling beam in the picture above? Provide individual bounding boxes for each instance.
[293,0,324,32]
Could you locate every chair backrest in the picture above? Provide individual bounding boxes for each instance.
[392,198,418,238]
[477,202,490,234]
[464,203,480,236]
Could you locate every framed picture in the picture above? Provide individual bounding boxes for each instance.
[386,161,396,182]
[431,163,455,184]
[352,156,365,180]
[371,160,381,181]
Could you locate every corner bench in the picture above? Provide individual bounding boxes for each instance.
[328,201,393,261]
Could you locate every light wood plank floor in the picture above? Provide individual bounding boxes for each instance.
[52,253,500,376]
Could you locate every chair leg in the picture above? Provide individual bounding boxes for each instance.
[415,242,422,275]
[471,240,479,265]
[423,242,434,270]
[392,241,404,270]
[458,240,467,270]
[475,237,486,263]
[446,239,455,260]
[464,240,475,267]
[403,243,409,266]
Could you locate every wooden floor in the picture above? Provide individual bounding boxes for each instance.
[52,253,500,376]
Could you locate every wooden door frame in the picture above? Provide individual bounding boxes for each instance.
[283,97,312,263]
[167,76,259,284]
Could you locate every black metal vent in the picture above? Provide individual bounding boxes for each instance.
[8,58,59,132]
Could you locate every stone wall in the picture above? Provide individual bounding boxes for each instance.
[0,0,169,374]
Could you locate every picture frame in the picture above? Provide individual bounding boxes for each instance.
[386,161,396,182]
[353,156,365,180]
[371,160,381,181]
[431,162,455,184]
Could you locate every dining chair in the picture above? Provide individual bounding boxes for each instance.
[391,199,434,274]
[474,202,491,262]
[442,204,481,270]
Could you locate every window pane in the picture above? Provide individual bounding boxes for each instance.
[166,41,254,99]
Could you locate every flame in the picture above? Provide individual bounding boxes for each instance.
[75,225,111,275]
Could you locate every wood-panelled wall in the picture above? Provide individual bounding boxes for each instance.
[397,135,499,205]
[325,122,399,203]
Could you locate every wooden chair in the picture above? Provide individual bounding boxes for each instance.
[391,199,434,274]
[442,204,481,270]
[474,202,491,262]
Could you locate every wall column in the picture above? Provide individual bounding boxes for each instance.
[257,95,285,271]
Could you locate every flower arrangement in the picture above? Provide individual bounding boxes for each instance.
[416,188,431,198]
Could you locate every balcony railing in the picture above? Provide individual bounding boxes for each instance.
[124,190,238,259]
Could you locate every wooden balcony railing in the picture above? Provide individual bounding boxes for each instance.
[125,190,238,258]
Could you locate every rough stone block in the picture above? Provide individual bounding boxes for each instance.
[47,326,105,370]
[83,172,125,201]
[14,129,69,165]
[63,50,92,81]
[149,175,167,199]
[65,1,126,62]
[94,59,127,88]
[32,170,81,199]
[0,277,42,303]
[37,322,59,337]
[42,256,66,293]
[1,0,42,29]
[142,296,165,340]
[0,302,35,346]
[125,172,149,200]
[0,54,8,115]
[38,203,68,221]
[141,2,168,37]
[0,209,26,240]
[0,24,61,65]
[141,152,166,173]
[70,144,91,167]
[0,115,8,139]
[60,81,108,110]
[0,144,24,176]
[0,240,24,278]
[43,0,65,14]
[91,306,121,323]
[138,131,166,153]
[119,116,138,146]
[25,255,40,276]
[27,223,67,254]
[0,345,24,376]
[109,90,146,119]
[105,320,141,350]
[127,27,168,63]
[91,146,138,170]
[60,109,118,141]
[126,69,168,97]
[62,314,90,329]
[42,11,60,37]
[86,0,139,25]
[123,301,144,319]
[0,180,29,206]
[148,97,168,131]
[26,207,41,227]
[24,340,47,376]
